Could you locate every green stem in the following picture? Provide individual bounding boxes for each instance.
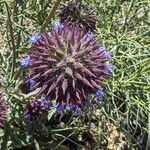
[1,1,16,79]
[40,0,62,33]
[146,94,150,150]
[122,0,134,32]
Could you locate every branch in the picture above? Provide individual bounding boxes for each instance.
[40,0,61,33]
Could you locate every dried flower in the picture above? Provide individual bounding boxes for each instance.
[28,24,112,110]
[0,93,7,128]
[25,97,50,122]
[59,1,97,32]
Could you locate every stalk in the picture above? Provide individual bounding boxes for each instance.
[40,0,62,33]
[1,1,16,80]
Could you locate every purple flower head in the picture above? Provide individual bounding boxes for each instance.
[29,33,40,44]
[28,24,112,111]
[96,87,104,102]
[25,97,50,122]
[59,1,97,32]
[0,93,7,128]
[56,102,64,114]
[21,55,30,68]
[53,21,64,30]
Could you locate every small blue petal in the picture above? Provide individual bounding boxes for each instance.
[53,21,64,30]
[75,106,81,116]
[21,55,30,68]
[86,32,94,40]
[105,51,112,61]
[56,102,64,114]
[41,97,51,110]
[66,102,74,111]
[84,99,92,108]
[106,64,113,75]
[96,87,104,102]
[29,33,40,44]
[29,79,36,91]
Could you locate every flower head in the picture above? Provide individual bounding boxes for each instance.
[28,24,112,110]
[0,93,7,128]
[59,1,97,32]
[25,97,50,122]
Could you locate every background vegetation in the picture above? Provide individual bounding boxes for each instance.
[0,0,149,149]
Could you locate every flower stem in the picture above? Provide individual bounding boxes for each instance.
[1,1,16,80]
[40,0,62,33]
[146,95,150,150]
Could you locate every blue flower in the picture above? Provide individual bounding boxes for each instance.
[66,102,75,111]
[106,64,113,75]
[29,79,36,91]
[40,97,51,110]
[96,87,104,102]
[74,106,81,116]
[21,55,30,68]
[105,51,112,61]
[56,102,64,114]
[84,99,92,108]
[25,97,50,122]
[53,21,64,30]
[85,32,94,40]
[29,33,40,44]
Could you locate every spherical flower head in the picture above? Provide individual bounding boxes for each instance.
[0,93,7,128]
[25,97,50,123]
[28,24,112,110]
[59,1,97,32]
[21,55,31,68]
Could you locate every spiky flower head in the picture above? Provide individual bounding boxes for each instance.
[59,0,97,32]
[28,23,112,110]
[25,97,50,122]
[0,93,7,128]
